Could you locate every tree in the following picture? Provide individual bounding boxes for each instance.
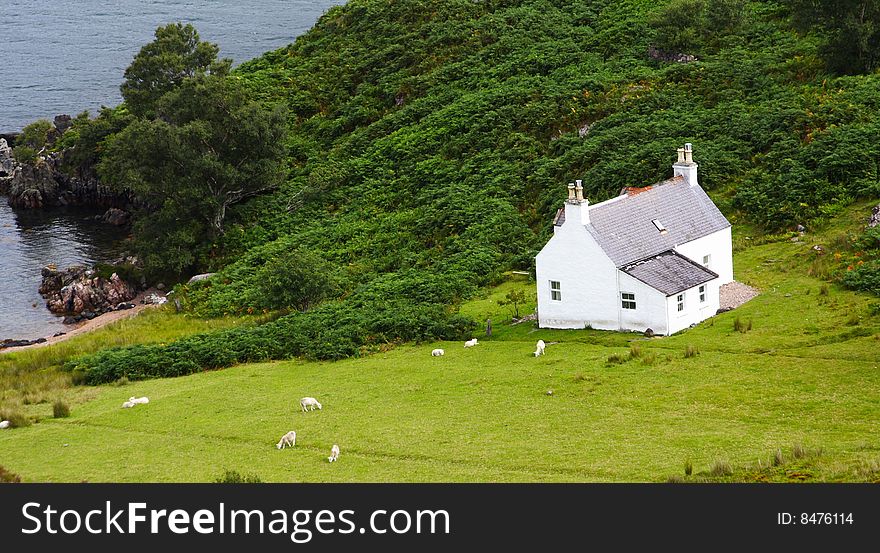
[256,248,340,312]
[787,0,880,74]
[12,119,53,163]
[498,289,529,320]
[100,73,288,275]
[120,23,229,118]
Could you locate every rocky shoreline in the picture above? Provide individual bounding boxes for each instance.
[0,115,134,219]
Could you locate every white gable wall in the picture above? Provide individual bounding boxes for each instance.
[674,226,733,284]
[536,216,619,329]
[665,278,721,334]
[617,271,669,335]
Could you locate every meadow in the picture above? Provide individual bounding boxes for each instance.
[1,203,878,483]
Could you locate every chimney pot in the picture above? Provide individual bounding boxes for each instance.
[575,179,584,202]
[567,182,576,201]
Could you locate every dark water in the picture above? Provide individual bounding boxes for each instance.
[0,0,345,339]
[0,199,129,340]
[0,0,345,132]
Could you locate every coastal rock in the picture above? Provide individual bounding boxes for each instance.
[3,115,136,210]
[101,207,131,226]
[6,159,59,209]
[187,273,216,284]
[39,264,137,318]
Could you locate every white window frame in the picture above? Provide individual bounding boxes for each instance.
[621,292,636,310]
[702,254,711,269]
[550,280,562,301]
[677,293,685,312]
[699,285,706,303]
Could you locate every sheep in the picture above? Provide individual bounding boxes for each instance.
[276,430,297,449]
[0,420,10,429]
[121,401,136,409]
[431,348,445,357]
[534,339,546,357]
[328,444,340,463]
[300,397,322,412]
[128,396,149,405]
[464,338,478,348]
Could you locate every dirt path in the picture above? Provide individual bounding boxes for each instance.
[1,289,167,354]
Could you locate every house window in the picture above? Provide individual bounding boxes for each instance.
[702,254,711,269]
[621,292,636,310]
[550,280,562,301]
[699,285,706,303]
[677,293,685,312]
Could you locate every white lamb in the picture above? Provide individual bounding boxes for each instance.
[129,396,150,405]
[431,348,445,356]
[0,420,10,429]
[328,444,340,463]
[121,401,135,409]
[276,430,297,449]
[300,397,322,412]
[534,339,546,357]
[464,338,478,348]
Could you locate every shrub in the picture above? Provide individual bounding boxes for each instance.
[214,470,262,483]
[628,343,643,359]
[0,466,22,483]
[52,401,70,418]
[792,443,806,459]
[709,460,733,477]
[773,448,784,467]
[0,409,31,428]
[66,299,476,384]
[684,345,700,358]
[606,352,627,365]
[733,317,753,333]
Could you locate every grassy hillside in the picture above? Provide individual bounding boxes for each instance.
[2,203,878,482]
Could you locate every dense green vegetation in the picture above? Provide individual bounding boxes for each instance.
[47,1,880,373]
[2,204,880,482]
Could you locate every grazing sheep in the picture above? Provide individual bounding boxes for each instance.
[431,348,445,357]
[276,430,297,449]
[129,396,149,405]
[534,339,546,357]
[328,444,340,462]
[300,397,322,412]
[0,420,10,429]
[464,338,478,348]
[121,401,135,409]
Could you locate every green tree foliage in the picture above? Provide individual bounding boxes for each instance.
[787,0,880,74]
[649,0,746,52]
[120,23,229,118]
[498,289,529,319]
[12,119,53,163]
[256,248,340,312]
[100,74,288,276]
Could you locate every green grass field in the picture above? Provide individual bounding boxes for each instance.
[1,204,879,482]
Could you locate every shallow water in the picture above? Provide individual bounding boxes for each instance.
[0,199,130,340]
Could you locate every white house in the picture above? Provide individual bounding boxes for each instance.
[535,144,733,335]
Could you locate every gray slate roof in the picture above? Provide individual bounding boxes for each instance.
[585,176,730,267]
[622,250,718,296]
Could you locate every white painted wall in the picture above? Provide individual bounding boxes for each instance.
[536,203,619,330]
[617,272,669,335]
[665,278,721,334]
[674,226,733,284]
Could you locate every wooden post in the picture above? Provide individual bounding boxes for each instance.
[486,318,492,337]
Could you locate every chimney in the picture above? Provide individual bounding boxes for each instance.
[672,142,698,187]
[564,179,590,225]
